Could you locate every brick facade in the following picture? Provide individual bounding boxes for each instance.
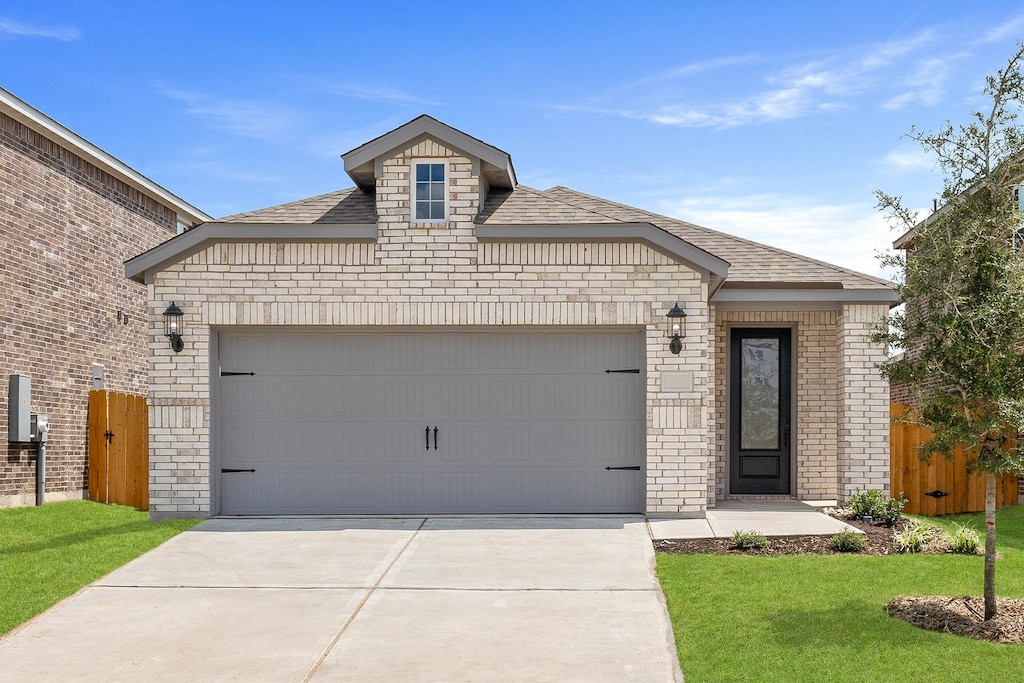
[0,109,177,506]
[144,134,892,519]
[138,122,897,518]
[148,139,714,518]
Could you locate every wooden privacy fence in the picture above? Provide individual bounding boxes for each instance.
[891,403,1019,516]
[88,390,149,511]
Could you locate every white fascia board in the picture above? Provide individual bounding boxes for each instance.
[476,223,730,279]
[0,87,212,225]
[711,287,897,305]
[125,222,378,284]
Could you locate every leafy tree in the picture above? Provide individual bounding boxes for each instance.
[875,45,1024,620]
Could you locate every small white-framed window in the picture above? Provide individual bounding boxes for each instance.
[412,160,447,222]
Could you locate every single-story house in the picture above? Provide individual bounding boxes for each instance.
[0,86,209,508]
[127,116,895,519]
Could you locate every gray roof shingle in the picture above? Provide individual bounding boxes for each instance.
[218,187,377,224]
[217,183,890,290]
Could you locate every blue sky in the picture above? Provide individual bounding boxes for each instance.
[4,2,1024,278]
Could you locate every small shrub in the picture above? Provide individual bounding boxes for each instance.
[846,488,885,519]
[880,493,907,526]
[731,529,770,550]
[845,489,907,526]
[829,529,867,553]
[946,523,982,554]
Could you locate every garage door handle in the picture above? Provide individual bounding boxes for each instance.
[425,426,430,450]
[433,426,439,450]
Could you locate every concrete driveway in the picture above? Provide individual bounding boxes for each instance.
[0,516,682,682]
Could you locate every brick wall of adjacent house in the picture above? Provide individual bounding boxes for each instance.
[147,139,714,519]
[0,110,176,507]
[712,309,843,502]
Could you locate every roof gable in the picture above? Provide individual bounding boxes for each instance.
[342,115,516,192]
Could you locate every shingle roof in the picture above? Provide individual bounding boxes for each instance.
[531,186,892,290]
[218,187,377,224]
[217,183,890,290]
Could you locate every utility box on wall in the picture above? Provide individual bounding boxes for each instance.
[8,374,31,442]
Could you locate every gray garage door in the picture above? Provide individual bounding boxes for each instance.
[216,329,645,515]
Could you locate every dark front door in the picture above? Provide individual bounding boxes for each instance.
[729,328,792,495]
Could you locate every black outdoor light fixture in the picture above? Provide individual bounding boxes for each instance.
[163,302,184,353]
[666,303,686,355]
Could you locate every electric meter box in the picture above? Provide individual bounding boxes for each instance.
[8,374,31,442]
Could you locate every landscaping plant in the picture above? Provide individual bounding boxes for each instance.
[829,529,868,553]
[729,529,770,550]
[873,43,1024,619]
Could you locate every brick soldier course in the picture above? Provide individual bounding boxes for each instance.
[0,87,208,507]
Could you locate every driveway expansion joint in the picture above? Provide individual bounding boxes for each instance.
[301,517,425,683]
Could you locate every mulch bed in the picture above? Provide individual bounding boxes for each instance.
[655,511,1023,644]
[887,596,1024,644]
[653,514,909,556]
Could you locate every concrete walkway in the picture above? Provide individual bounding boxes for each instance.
[0,516,682,683]
[647,499,859,541]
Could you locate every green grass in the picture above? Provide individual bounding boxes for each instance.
[657,505,1024,683]
[0,500,200,636]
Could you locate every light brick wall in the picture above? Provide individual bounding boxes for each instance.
[837,304,890,499]
[0,110,176,507]
[712,310,840,502]
[148,141,713,518]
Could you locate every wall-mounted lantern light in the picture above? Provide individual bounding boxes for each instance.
[666,303,686,355]
[163,302,184,353]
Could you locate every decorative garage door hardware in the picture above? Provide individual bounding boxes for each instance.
[221,468,256,473]
[425,426,439,450]
[605,465,641,471]
[604,368,641,373]
[924,490,950,498]
[220,371,255,376]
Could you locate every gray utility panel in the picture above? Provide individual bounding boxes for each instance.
[216,329,646,515]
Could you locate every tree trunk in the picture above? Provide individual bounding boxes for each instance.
[984,472,997,620]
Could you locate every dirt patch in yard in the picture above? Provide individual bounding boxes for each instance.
[887,596,1024,644]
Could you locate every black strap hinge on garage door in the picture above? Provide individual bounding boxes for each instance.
[221,468,257,473]
[605,465,641,471]
[220,371,255,376]
[604,368,640,374]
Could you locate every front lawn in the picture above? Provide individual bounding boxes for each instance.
[0,500,199,636]
[657,505,1024,682]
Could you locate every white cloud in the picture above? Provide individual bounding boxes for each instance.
[0,18,79,41]
[982,15,1024,44]
[658,193,900,279]
[882,148,935,173]
[882,56,962,110]
[307,80,438,107]
[159,87,299,141]
[554,27,954,129]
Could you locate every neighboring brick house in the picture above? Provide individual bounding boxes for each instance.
[0,87,209,508]
[127,116,895,520]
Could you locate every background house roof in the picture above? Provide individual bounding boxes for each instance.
[0,86,211,226]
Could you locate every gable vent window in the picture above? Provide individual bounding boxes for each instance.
[414,162,446,221]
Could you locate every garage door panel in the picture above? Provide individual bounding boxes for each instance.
[330,471,378,510]
[382,472,426,509]
[218,330,645,515]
